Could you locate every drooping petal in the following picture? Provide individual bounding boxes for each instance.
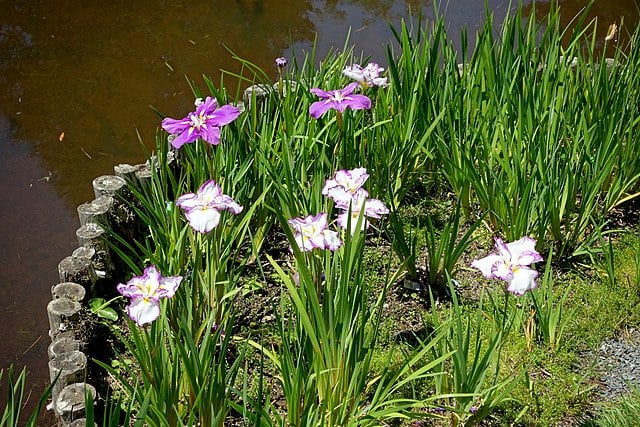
[471,254,504,279]
[158,275,183,298]
[309,100,333,118]
[310,87,332,99]
[505,267,539,295]
[184,207,222,233]
[198,125,221,145]
[343,94,372,111]
[208,104,241,127]
[506,237,543,266]
[168,126,200,148]
[363,198,389,219]
[323,229,342,250]
[211,194,244,214]
[161,117,191,135]
[126,297,161,327]
[175,192,198,209]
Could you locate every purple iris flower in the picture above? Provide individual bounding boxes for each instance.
[309,82,371,119]
[471,236,544,295]
[275,57,288,68]
[161,96,240,149]
[176,179,243,233]
[288,213,342,252]
[117,265,182,327]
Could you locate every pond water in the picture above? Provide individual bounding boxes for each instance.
[0,0,638,417]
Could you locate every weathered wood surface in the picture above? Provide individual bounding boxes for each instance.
[48,337,82,359]
[51,282,86,302]
[92,175,126,199]
[53,383,97,424]
[47,298,82,340]
[77,195,113,227]
[49,350,87,401]
[58,255,97,294]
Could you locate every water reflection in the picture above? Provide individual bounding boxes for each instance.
[523,0,638,55]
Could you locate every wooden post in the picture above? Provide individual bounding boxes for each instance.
[77,196,114,227]
[114,163,143,181]
[243,83,270,112]
[49,350,87,402]
[58,255,97,296]
[76,223,111,279]
[92,175,126,199]
[53,383,97,424]
[51,282,86,302]
[47,298,82,339]
[48,337,82,359]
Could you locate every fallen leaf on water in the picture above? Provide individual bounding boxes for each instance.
[58,131,65,141]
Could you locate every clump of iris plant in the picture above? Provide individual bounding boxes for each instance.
[117,265,182,327]
[342,62,389,88]
[288,213,342,252]
[161,96,240,149]
[309,82,371,120]
[471,236,543,295]
[323,167,389,234]
[176,179,243,233]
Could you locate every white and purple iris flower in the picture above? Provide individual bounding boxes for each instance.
[161,96,240,149]
[176,179,243,233]
[288,213,342,252]
[323,167,389,234]
[309,82,371,119]
[117,265,182,327]
[471,236,544,296]
[342,62,389,88]
[335,191,389,234]
[322,167,370,205]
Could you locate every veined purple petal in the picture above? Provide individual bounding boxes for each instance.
[344,94,372,111]
[208,104,241,127]
[310,87,332,99]
[161,117,191,135]
[309,100,333,118]
[198,125,221,145]
[340,82,360,96]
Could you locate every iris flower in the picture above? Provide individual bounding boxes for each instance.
[176,179,243,233]
[322,167,370,205]
[309,82,371,118]
[117,265,182,326]
[288,213,342,251]
[471,236,543,296]
[161,96,240,148]
[335,192,389,234]
[343,62,389,88]
[275,57,288,68]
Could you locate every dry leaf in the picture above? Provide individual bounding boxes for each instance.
[605,23,617,42]
[58,132,65,142]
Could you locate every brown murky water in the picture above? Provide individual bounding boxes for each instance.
[0,0,637,419]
